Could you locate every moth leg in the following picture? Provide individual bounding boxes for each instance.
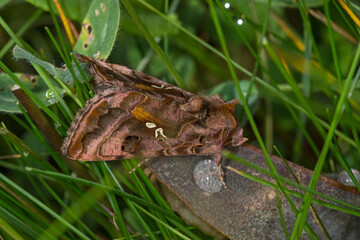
[212,153,229,191]
[129,158,150,174]
[236,137,248,146]
[218,163,229,191]
[226,127,248,146]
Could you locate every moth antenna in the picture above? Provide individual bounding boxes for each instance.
[129,158,150,174]
[218,163,229,191]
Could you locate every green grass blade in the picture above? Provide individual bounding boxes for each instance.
[290,43,360,240]
[121,0,185,89]
[0,9,43,60]
[0,213,26,240]
[138,0,356,148]
[0,62,69,129]
[32,64,74,122]
[0,173,90,240]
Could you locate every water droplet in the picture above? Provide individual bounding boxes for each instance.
[93,51,100,59]
[0,128,8,135]
[224,2,230,8]
[236,18,244,25]
[337,168,360,186]
[193,159,222,193]
[11,84,21,91]
[23,151,29,157]
[45,89,57,104]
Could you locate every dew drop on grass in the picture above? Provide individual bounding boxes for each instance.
[337,168,360,186]
[236,19,244,25]
[22,151,29,157]
[0,128,8,135]
[193,159,222,193]
[45,90,57,104]
[54,122,61,129]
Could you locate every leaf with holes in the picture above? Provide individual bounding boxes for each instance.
[73,0,120,59]
[0,73,64,113]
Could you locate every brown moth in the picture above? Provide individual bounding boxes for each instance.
[62,55,246,167]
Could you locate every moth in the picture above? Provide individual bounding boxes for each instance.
[62,55,246,170]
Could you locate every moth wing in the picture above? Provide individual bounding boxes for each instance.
[62,90,192,161]
[62,90,158,161]
[76,54,194,101]
[63,55,244,163]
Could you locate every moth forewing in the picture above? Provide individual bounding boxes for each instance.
[62,55,246,168]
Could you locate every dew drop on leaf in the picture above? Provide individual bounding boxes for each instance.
[193,159,222,193]
[0,128,8,135]
[93,51,100,59]
[45,89,57,104]
[23,152,29,157]
[337,168,360,186]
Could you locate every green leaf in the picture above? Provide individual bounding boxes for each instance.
[73,0,120,59]
[25,0,92,21]
[0,0,12,9]
[145,53,195,87]
[22,131,49,155]
[174,55,196,89]
[121,9,180,37]
[0,73,64,113]
[13,45,91,86]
